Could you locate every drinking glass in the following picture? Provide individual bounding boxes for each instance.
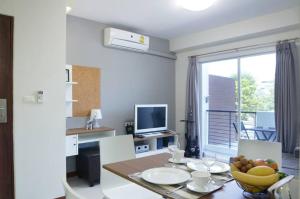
[202,153,216,172]
[167,144,176,159]
[175,134,181,149]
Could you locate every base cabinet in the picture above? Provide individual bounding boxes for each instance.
[66,135,78,157]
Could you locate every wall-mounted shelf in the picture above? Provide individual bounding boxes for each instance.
[65,100,78,103]
[65,65,101,117]
[65,65,78,117]
[66,81,78,85]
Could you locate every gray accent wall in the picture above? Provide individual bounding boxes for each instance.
[66,16,175,134]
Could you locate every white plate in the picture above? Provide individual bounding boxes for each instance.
[142,167,191,185]
[187,160,230,174]
[187,181,223,193]
[168,158,188,164]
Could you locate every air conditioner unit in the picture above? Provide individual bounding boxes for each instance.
[104,28,149,52]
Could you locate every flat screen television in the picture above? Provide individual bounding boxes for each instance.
[134,104,168,134]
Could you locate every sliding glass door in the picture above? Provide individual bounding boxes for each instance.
[201,58,239,154]
[240,54,276,141]
[201,52,276,155]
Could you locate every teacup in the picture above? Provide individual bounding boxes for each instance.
[191,171,211,186]
[173,149,185,162]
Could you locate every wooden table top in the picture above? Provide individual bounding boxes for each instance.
[66,126,115,136]
[103,153,244,199]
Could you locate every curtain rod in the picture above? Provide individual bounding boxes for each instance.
[192,37,300,58]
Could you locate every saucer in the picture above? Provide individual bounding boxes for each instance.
[187,181,223,193]
[168,158,188,164]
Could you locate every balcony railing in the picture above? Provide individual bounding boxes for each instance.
[206,110,257,149]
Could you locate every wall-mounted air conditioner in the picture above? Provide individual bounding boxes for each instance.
[104,28,150,52]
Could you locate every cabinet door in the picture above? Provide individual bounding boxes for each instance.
[66,135,78,157]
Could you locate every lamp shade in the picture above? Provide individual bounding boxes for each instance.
[90,109,102,120]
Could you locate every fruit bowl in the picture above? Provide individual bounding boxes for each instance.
[230,155,282,198]
[235,181,271,199]
[235,179,269,194]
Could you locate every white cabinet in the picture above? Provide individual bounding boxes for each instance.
[66,135,78,157]
[65,127,116,157]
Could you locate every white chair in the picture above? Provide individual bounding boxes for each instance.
[62,178,86,199]
[238,139,282,169]
[268,175,299,199]
[100,135,162,199]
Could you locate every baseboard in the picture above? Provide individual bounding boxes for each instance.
[67,171,78,178]
[55,197,65,199]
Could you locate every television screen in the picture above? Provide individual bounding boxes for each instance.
[134,104,167,134]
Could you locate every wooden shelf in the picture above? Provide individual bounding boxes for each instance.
[66,126,115,136]
[65,99,78,103]
[133,131,177,142]
[66,81,78,85]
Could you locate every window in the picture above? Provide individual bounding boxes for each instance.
[200,52,276,155]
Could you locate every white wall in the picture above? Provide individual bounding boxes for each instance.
[170,7,300,52]
[66,16,176,133]
[172,7,300,146]
[0,0,66,198]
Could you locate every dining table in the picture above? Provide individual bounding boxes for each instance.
[103,153,246,199]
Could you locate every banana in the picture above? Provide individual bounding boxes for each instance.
[247,166,275,176]
[232,171,279,186]
[230,163,240,172]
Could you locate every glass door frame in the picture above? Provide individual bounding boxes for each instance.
[198,46,275,156]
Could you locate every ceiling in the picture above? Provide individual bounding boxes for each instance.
[69,0,300,39]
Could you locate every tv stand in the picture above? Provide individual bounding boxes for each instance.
[133,130,176,142]
[139,132,162,138]
[134,134,145,138]
[133,130,177,154]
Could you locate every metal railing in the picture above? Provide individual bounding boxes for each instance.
[206,110,257,149]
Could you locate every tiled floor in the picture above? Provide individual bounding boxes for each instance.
[68,177,104,199]
[282,153,299,176]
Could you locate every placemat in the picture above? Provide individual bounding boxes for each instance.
[128,164,233,199]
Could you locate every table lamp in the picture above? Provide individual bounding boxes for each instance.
[90,109,102,128]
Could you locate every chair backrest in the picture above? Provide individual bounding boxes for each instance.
[256,111,275,129]
[268,175,298,199]
[238,139,282,169]
[254,130,268,141]
[233,122,238,134]
[62,179,85,199]
[233,122,250,139]
[240,122,246,131]
[100,135,136,191]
